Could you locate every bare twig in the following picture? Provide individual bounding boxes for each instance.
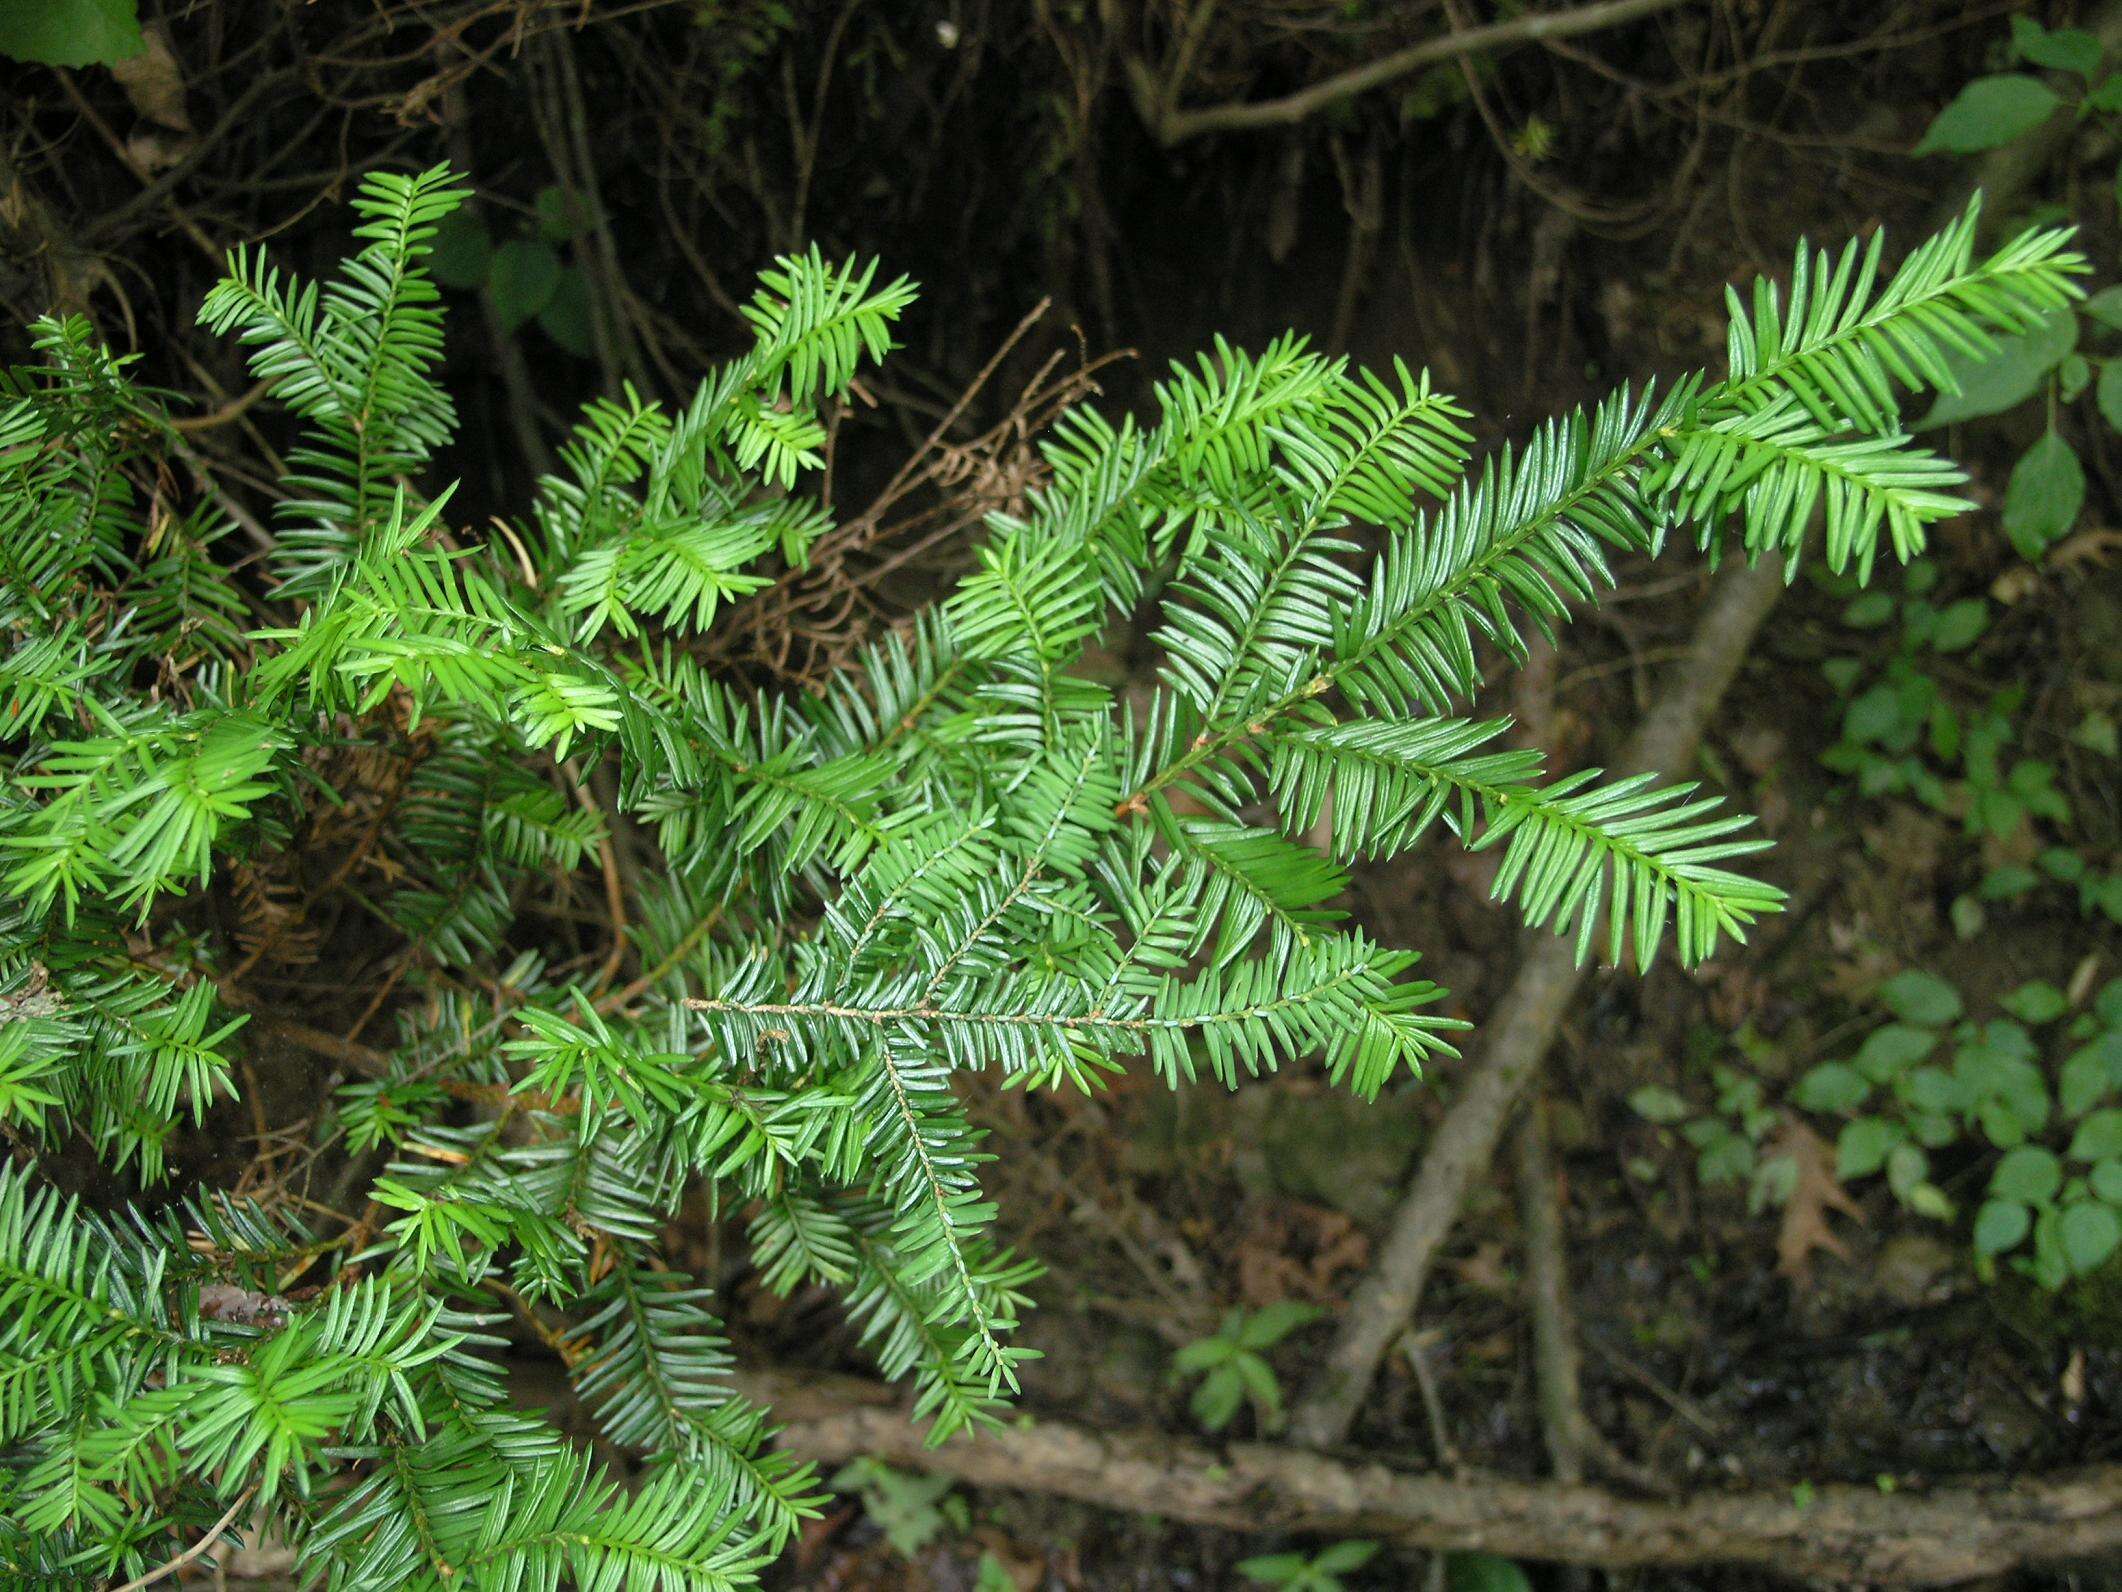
[108,1485,257,1592]
[1135,0,1693,145]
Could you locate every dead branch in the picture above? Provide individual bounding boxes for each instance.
[746,1367,2122,1585]
[1133,0,1692,146]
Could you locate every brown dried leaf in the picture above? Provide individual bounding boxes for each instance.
[1448,1240,1516,1295]
[1236,1203,1370,1307]
[1769,1118,1863,1285]
[1990,565,2041,606]
[109,28,191,131]
[198,1283,291,1327]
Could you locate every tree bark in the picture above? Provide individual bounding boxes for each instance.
[748,1367,2122,1585]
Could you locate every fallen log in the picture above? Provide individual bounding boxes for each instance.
[747,1368,2122,1585]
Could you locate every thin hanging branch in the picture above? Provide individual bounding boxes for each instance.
[1131,0,1694,146]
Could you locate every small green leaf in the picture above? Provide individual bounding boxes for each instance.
[1887,1142,1930,1201]
[1751,1153,1799,1213]
[429,211,493,290]
[1315,1540,1382,1573]
[1845,685,1905,746]
[2062,1201,2122,1275]
[2012,16,2103,77]
[1842,591,1896,629]
[1918,309,2077,429]
[2031,1206,2072,1289]
[2002,432,2086,560]
[1697,1132,1755,1186]
[488,240,562,333]
[1794,1062,1871,1114]
[1447,1553,1536,1592]
[1837,1116,1902,1179]
[1191,1365,1246,1430]
[2086,285,2122,331]
[1914,75,2062,156]
[537,269,596,357]
[1173,1336,1232,1374]
[1628,1085,1690,1124]
[2042,847,2089,883]
[1957,1021,2043,1094]
[1902,1066,1965,1116]
[1978,1096,2029,1149]
[1233,1351,1283,1426]
[1854,1023,1937,1082]
[0,0,143,65]
[1238,1552,1312,1585]
[2093,1159,2122,1204]
[2001,981,2068,1025]
[2070,1108,2122,1162]
[1927,599,1988,653]
[1237,1301,1322,1349]
[1991,1145,2063,1203]
[1951,894,1986,939]
[1974,1198,2032,1256]
[534,185,591,242]
[2099,361,2122,435]
[1879,971,1962,1027]
[2062,1044,2114,1119]
[1978,865,2037,900]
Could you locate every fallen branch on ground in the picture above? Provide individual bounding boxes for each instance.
[747,1368,2122,1584]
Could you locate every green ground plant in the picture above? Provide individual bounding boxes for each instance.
[1172,1302,1319,1434]
[1814,555,2119,936]
[1635,973,2122,1289]
[1238,1538,1381,1591]
[0,161,2085,1585]
[1915,13,2122,562]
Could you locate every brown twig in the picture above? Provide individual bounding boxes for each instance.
[107,1485,257,1592]
[1135,0,1693,145]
